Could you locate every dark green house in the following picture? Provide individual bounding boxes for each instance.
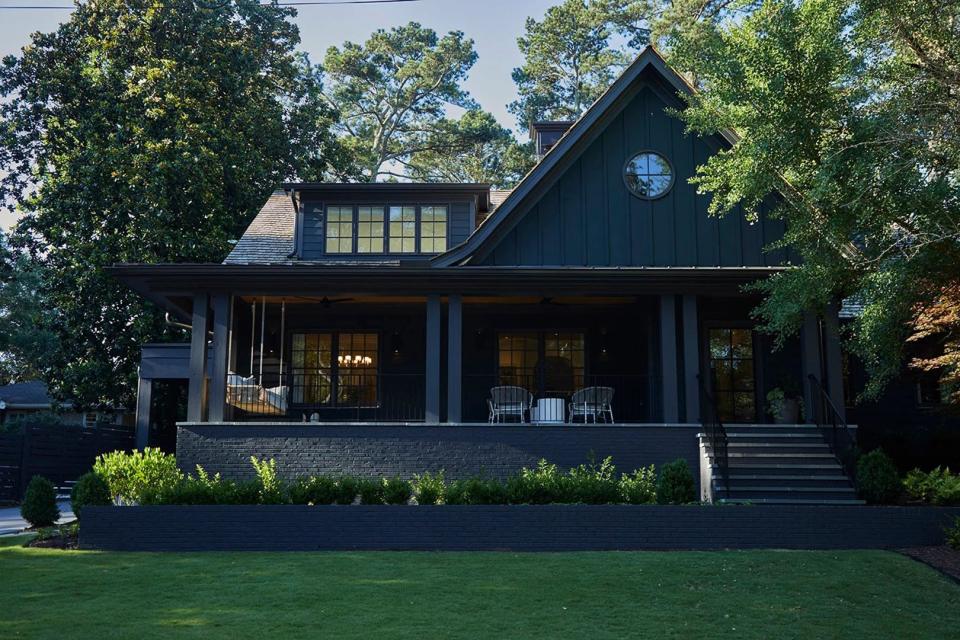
[113,47,857,504]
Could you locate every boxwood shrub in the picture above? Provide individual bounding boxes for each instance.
[856,449,901,504]
[21,476,59,528]
[70,472,111,518]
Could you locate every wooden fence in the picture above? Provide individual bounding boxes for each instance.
[0,424,135,502]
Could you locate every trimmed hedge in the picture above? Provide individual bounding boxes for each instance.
[21,476,59,528]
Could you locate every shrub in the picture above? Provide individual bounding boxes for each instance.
[946,517,960,551]
[147,467,260,505]
[412,471,445,505]
[357,479,384,505]
[856,449,901,504]
[619,466,657,504]
[93,448,182,505]
[382,478,413,505]
[289,476,338,505]
[250,457,285,504]
[656,459,696,505]
[21,476,59,528]
[506,460,566,504]
[334,477,359,505]
[70,472,111,518]
[446,477,508,505]
[903,467,960,506]
[567,456,620,504]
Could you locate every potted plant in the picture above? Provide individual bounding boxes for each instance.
[766,381,803,424]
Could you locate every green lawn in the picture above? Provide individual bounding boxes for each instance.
[1,546,958,639]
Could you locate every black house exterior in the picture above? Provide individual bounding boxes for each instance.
[113,48,857,503]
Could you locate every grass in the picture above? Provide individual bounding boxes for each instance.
[1,546,958,639]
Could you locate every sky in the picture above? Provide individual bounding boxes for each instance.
[0,0,559,230]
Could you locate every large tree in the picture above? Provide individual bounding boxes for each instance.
[405,110,535,188]
[661,0,960,399]
[323,22,510,181]
[0,0,344,407]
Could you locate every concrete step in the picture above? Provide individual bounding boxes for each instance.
[726,475,853,489]
[724,452,838,465]
[726,443,832,454]
[722,487,859,501]
[721,464,846,476]
[716,497,866,505]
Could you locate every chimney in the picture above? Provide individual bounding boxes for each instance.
[531,121,574,159]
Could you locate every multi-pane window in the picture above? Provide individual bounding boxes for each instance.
[419,206,448,253]
[325,206,354,254]
[498,332,586,397]
[291,332,379,407]
[708,328,756,422]
[323,204,449,255]
[357,206,385,253]
[388,206,417,253]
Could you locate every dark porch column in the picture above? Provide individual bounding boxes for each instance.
[800,311,822,424]
[187,293,209,422]
[682,295,700,423]
[208,294,231,423]
[447,294,463,423]
[659,294,679,423]
[425,295,441,424]
[134,373,151,450]
[823,301,846,421]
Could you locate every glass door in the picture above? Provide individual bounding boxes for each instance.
[707,328,757,422]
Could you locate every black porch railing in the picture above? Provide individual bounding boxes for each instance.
[227,372,425,422]
[698,372,729,499]
[807,374,857,480]
[462,373,655,424]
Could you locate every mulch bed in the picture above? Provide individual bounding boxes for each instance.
[24,525,79,550]
[899,546,960,583]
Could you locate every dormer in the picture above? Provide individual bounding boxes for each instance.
[531,121,574,158]
[286,183,491,261]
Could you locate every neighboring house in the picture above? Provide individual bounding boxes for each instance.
[0,380,130,427]
[111,47,861,504]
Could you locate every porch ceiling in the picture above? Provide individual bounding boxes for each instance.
[108,263,785,320]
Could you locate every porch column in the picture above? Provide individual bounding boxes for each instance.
[134,373,151,450]
[659,294,679,423]
[800,311,822,424]
[425,294,441,424]
[187,293,209,422]
[682,295,700,423]
[447,294,463,424]
[208,293,231,423]
[823,301,846,421]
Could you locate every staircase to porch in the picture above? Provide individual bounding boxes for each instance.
[700,424,863,505]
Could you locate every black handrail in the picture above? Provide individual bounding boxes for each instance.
[697,372,729,499]
[807,374,857,481]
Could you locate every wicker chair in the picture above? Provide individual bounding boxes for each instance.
[487,386,534,423]
[569,386,615,424]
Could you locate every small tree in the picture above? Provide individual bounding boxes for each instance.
[21,476,59,528]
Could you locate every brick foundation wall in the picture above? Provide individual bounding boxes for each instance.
[176,424,702,484]
[81,504,960,552]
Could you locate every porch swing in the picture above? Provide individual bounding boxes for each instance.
[226,298,289,415]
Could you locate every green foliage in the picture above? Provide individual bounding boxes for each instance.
[93,448,182,505]
[381,478,413,505]
[289,476,339,506]
[903,467,960,506]
[357,479,384,505]
[505,460,567,504]
[656,459,696,505]
[412,471,446,505]
[856,449,901,504]
[250,457,284,505]
[70,472,111,519]
[618,466,658,504]
[334,477,359,505]
[946,517,960,551]
[445,477,509,505]
[567,456,621,504]
[0,253,58,384]
[20,476,59,528]
[663,0,960,399]
[324,22,501,181]
[0,0,344,408]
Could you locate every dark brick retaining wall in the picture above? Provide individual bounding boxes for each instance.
[176,424,701,484]
[81,505,960,552]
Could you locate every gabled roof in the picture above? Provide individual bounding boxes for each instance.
[0,380,57,409]
[432,46,734,267]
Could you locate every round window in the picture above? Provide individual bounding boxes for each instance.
[623,151,673,199]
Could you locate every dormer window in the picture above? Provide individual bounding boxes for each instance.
[324,204,448,255]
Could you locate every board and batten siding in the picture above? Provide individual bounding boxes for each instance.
[477,84,792,268]
[299,200,473,260]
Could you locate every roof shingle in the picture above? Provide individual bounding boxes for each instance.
[223,191,296,264]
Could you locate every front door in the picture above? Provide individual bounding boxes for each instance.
[707,327,757,422]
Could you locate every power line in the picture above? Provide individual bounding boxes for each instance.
[0,0,424,8]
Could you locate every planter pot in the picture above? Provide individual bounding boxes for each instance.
[773,398,800,424]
